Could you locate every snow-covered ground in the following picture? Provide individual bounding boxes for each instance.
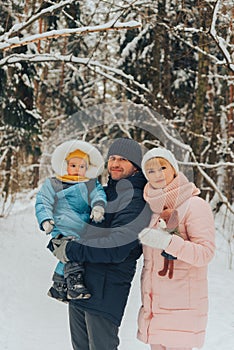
[0,198,233,350]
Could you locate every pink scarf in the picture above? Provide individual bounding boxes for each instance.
[144,172,200,228]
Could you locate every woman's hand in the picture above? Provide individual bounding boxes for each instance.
[138,227,172,249]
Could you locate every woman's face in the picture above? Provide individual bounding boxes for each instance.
[145,157,176,189]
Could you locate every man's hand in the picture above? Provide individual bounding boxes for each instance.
[138,227,172,250]
[51,236,73,263]
[90,205,105,223]
[42,220,55,234]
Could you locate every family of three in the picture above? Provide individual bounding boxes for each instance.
[35,137,215,350]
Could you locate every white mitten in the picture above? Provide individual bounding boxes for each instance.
[90,205,105,223]
[138,227,172,249]
[42,220,55,234]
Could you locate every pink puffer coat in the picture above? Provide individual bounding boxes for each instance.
[137,196,215,348]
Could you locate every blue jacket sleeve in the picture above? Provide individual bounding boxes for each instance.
[35,178,56,230]
[90,180,107,208]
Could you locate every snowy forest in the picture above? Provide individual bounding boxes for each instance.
[0,1,233,241]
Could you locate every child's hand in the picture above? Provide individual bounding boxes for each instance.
[90,205,105,223]
[42,220,54,234]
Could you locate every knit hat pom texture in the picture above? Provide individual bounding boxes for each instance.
[107,138,142,168]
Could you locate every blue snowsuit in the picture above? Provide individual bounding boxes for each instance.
[35,177,106,275]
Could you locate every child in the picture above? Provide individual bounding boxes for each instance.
[137,147,215,350]
[35,140,107,303]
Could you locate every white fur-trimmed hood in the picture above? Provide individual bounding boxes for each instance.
[51,139,105,178]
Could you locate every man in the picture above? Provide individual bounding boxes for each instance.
[51,138,151,350]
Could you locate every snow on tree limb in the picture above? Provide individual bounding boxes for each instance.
[0,19,141,51]
[181,161,234,169]
[0,0,75,42]
[164,23,221,66]
[0,148,8,167]
[209,0,234,72]
[157,10,233,72]
[190,151,234,214]
[0,52,151,102]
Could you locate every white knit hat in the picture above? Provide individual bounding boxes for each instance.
[141,147,179,179]
[51,140,105,178]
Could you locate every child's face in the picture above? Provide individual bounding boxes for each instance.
[145,157,176,189]
[67,157,87,176]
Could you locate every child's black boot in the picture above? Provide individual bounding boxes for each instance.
[65,262,91,300]
[47,272,68,303]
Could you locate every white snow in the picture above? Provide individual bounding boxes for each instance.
[0,20,141,51]
[0,198,233,350]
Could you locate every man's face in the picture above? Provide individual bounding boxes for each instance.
[108,155,137,180]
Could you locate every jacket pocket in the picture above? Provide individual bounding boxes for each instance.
[158,269,190,310]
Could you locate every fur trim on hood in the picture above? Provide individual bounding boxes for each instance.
[51,140,104,178]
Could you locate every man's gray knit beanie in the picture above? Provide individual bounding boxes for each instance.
[107,138,142,169]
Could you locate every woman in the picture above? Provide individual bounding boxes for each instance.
[137,147,215,350]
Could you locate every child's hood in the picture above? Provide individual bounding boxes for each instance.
[51,139,105,178]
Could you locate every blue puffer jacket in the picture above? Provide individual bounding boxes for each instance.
[35,177,107,238]
[64,171,151,326]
